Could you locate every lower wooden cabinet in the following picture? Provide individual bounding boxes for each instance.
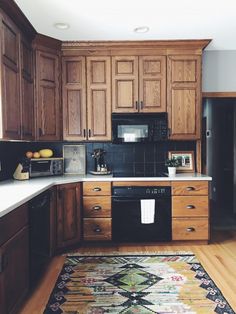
[82,181,112,241]
[171,181,209,241]
[0,204,29,314]
[56,183,82,250]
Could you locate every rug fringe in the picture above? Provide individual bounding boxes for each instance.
[66,250,194,256]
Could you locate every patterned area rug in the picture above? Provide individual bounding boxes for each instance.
[44,253,235,314]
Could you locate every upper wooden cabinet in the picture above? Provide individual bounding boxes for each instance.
[112,56,166,113]
[167,55,201,140]
[0,10,35,140]
[35,48,61,140]
[62,56,111,141]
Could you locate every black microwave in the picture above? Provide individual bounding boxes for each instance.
[112,113,168,143]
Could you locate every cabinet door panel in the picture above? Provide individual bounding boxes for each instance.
[36,51,60,140]
[87,56,111,140]
[167,55,201,140]
[62,57,86,140]
[112,56,138,112]
[1,227,29,314]
[56,183,81,250]
[1,14,21,139]
[139,56,166,112]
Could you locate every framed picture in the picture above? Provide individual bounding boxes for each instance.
[168,151,195,172]
[63,145,86,174]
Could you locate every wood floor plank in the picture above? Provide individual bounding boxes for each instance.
[19,230,236,313]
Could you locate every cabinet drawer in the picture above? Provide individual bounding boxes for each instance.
[172,218,209,240]
[172,181,208,196]
[172,196,209,217]
[83,218,111,241]
[83,182,111,196]
[83,196,111,217]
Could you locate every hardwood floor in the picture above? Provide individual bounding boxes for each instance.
[19,230,236,314]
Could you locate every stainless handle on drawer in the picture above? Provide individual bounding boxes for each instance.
[93,205,102,211]
[186,227,195,232]
[93,187,101,192]
[186,186,195,191]
[186,205,195,209]
[93,226,102,233]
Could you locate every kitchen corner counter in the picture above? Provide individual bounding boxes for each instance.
[0,173,211,218]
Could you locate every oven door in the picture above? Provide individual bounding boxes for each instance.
[112,197,171,242]
[30,159,52,177]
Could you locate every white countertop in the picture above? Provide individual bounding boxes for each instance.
[0,173,212,218]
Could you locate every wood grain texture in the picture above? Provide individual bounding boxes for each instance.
[83,218,112,241]
[202,92,236,98]
[83,182,111,196]
[171,181,208,195]
[172,218,209,240]
[62,56,86,140]
[172,196,209,217]
[87,56,111,140]
[83,196,111,218]
[167,55,201,140]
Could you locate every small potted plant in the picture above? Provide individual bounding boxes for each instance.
[165,158,180,176]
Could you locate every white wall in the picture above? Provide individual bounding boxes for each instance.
[202,50,236,92]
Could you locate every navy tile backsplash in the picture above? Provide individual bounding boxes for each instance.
[0,141,196,181]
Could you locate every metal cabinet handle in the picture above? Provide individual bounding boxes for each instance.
[83,129,86,138]
[135,101,138,110]
[39,128,43,137]
[93,187,101,192]
[93,205,102,211]
[140,101,143,109]
[186,186,195,191]
[88,129,91,137]
[93,226,102,233]
[186,205,195,209]
[186,227,195,232]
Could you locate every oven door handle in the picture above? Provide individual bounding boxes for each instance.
[113,198,143,202]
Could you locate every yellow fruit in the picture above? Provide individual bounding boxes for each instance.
[26,151,33,158]
[33,152,40,158]
[39,149,53,158]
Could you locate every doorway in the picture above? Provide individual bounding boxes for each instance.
[202,98,236,229]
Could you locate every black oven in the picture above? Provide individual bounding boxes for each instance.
[112,186,171,242]
[112,113,168,143]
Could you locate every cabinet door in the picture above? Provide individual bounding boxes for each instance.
[56,183,82,250]
[21,37,34,140]
[139,56,166,112]
[112,56,138,112]
[35,50,60,140]
[87,56,111,140]
[0,13,21,139]
[167,55,201,140]
[62,56,86,140]
[0,226,29,314]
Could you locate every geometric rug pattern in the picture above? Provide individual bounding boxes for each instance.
[43,253,235,314]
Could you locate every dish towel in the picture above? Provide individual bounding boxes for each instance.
[140,199,155,224]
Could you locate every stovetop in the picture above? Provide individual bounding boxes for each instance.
[112,172,168,178]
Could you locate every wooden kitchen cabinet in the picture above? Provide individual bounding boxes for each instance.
[112,55,166,113]
[56,183,82,250]
[171,180,209,241]
[167,55,201,140]
[83,181,112,241]
[62,56,111,141]
[0,203,29,314]
[0,10,35,140]
[34,35,61,141]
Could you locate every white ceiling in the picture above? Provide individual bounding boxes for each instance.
[15,0,236,50]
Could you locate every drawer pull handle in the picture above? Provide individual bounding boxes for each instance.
[186,186,195,191]
[93,226,101,233]
[186,227,195,232]
[186,205,195,209]
[93,187,101,192]
[93,205,101,211]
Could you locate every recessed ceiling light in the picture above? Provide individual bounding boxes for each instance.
[54,22,70,30]
[134,26,149,33]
